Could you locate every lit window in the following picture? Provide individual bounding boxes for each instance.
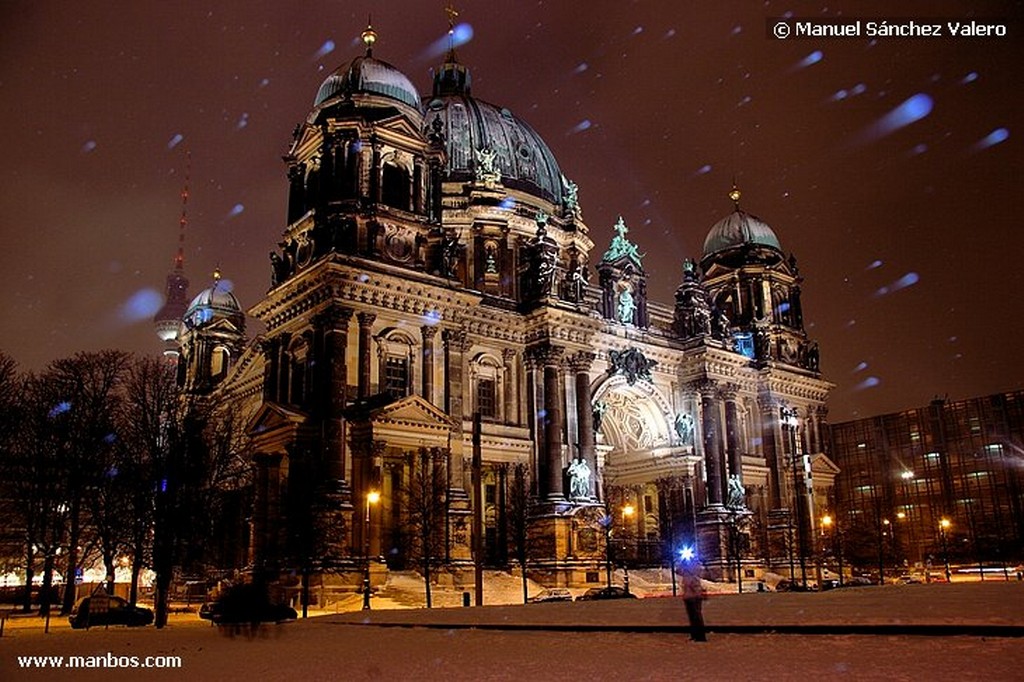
[384,357,408,397]
[477,378,496,419]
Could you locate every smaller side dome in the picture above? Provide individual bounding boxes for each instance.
[702,209,782,259]
[314,56,423,112]
[183,272,244,330]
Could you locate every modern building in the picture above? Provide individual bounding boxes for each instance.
[829,391,1024,576]
[168,24,835,595]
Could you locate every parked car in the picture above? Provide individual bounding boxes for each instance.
[202,583,297,625]
[527,588,574,603]
[69,595,154,629]
[576,586,637,600]
[774,580,816,592]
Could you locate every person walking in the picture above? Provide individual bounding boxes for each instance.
[681,560,707,642]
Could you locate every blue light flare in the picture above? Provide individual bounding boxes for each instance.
[568,119,592,134]
[167,133,184,149]
[860,94,933,143]
[874,272,920,297]
[680,546,696,561]
[797,50,823,68]
[695,164,712,175]
[422,23,474,59]
[974,127,1009,151]
[854,361,868,373]
[961,71,978,84]
[855,376,880,390]
[314,40,335,59]
[118,288,163,322]
[81,140,97,153]
[49,401,72,418]
[228,203,245,218]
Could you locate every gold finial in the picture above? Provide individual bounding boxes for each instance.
[445,3,459,30]
[361,16,377,55]
[212,267,222,282]
[729,183,741,209]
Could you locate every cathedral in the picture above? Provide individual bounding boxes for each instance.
[157,24,836,594]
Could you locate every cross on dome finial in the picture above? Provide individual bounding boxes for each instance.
[212,267,222,282]
[361,16,377,56]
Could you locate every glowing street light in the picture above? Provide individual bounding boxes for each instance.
[821,514,843,586]
[362,490,380,610]
[939,517,952,582]
[621,504,635,594]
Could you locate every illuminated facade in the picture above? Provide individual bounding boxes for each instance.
[175,26,834,592]
[829,391,1024,574]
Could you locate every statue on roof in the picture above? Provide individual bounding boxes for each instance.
[475,146,500,185]
[602,216,643,264]
[562,175,580,218]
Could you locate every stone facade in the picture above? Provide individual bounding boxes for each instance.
[174,36,836,591]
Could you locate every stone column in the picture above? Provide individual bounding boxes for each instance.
[502,348,517,425]
[524,348,544,497]
[571,352,597,498]
[542,345,565,500]
[699,381,724,506]
[442,329,468,486]
[421,325,437,403]
[259,338,280,403]
[722,384,743,482]
[320,307,352,481]
[758,395,784,509]
[357,312,376,398]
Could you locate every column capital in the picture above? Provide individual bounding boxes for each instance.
[314,305,353,330]
[568,351,596,374]
[526,343,563,367]
[688,377,718,398]
[718,382,741,402]
[421,324,439,342]
[357,311,377,328]
[441,327,469,351]
[502,347,517,364]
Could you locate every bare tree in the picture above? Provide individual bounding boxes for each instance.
[403,447,448,608]
[507,462,532,603]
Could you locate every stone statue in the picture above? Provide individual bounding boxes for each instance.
[269,251,287,287]
[674,412,695,446]
[592,401,607,434]
[441,233,460,278]
[712,308,731,339]
[805,341,820,372]
[617,288,636,324]
[567,458,591,499]
[563,176,580,216]
[726,474,746,510]
[485,243,498,274]
[475,146,500,184]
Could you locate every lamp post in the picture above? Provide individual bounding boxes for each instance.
[622,504,635,594]
[939,517,952,583]
[601,508,613,588]
[362,490,380,610]
[822,514,843,586]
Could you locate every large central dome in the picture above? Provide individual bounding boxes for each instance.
[423,56,565,205]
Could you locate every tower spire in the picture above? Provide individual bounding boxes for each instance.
[154,151,193,356]
[175,150,190,272]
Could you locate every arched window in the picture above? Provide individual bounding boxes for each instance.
[382,162,411,211]
[211,345,231,380]
[376,329,416,398]
[287,337,309,405]
[470,352,505,421]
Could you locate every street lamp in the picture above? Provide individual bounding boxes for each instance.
[621,505,635,594]
[821,514,843,586]
[362,490,380,610]
[939,518,952,583]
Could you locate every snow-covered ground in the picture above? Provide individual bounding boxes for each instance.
[2,576,1023,681]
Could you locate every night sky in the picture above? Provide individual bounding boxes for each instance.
[1,1,1021,422]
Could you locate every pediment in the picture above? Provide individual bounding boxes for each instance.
[811,452,841,476]
[377,114,423,141]
[369,394,454,430]
[247,401,308,437]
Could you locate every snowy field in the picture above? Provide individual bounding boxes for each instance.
[2,578,1023,681]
